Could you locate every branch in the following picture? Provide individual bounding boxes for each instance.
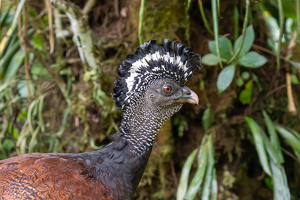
[50,0,99,69]
[284,31,298,115]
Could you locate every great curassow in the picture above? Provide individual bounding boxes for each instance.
[0,39,201,199]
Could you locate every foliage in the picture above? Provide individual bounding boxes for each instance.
[0,0,117,159]
[202,25,267,95]
[178,0,300,199]
[245,110,300,200]
[177,133,216,200]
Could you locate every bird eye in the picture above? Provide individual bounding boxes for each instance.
[163,85,172,93]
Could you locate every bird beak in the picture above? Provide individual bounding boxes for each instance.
[179,86,199,105]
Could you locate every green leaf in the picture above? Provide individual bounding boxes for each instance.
[38,95,45,132]
[201,53,219,66]
[210,168,218,200]
[290,74,300,84]
[239,80,253,104]
[252,73,263,92]
[202,106,212,131]
[201,134,215,200]
[0,5,14,28]
[0,39,20,79]
[234,25,255,58]
[31,61,51,80]
[260,128,282,165]
[238,51,267,68]
[262,0,297,20]
[262,111,284,163]
[17,110,28,121]
[236,76,244,87]
[11,0,26,26]
[177,149,197,200]
[12,127,18,139]
[208,37,233,61]
[59,68,72,75]
[28,7,39,17]
[270,161,291,200]
[32,34,43,50]
[17,80,35,98]
[4,50,24,79]
[3,139,14,153]
[241,71,250,80]
[185,144,208,199]
[245,117,272,176]
[216,64,236,93]
[291,61,300,69]
[275,125,300,155]
[264,177,273,190]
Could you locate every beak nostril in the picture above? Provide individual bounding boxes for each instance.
[179,87,199,105]
[182,86,191,95]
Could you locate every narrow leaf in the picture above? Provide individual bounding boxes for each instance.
[275,125,300,155]
[177,149,198,200]
[210,168,218,200]
[185,144,208,199]
[260,128,282,165]
[4,50,24,79]
[201,134,215,200]
[27,100,38,134]
[202,106,212,131]
[38,95,45,132]
[245,117,271,176]
[270,161,290,200]
[252,73,263,92]
[291,61,300,69]
[290,74,300,85]
[262,111,284,163]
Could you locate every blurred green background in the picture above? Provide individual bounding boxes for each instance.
[0,0,300,199]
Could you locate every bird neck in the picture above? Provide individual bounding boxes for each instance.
[119,98,181,156]
[90,97,182,198]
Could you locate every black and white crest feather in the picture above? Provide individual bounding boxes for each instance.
[113,39,201,111]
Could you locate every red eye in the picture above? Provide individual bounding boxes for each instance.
[163,85,172,93]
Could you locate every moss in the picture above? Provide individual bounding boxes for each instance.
[131,0,191,43]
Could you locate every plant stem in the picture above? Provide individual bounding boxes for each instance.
[22,1,32,102]
[82,0,96,15]
[276,0,284,70]
[45,0,54,54]
[233,4,239,40]
[286,73,297,115]
[198,0,214,36]
[284,31,298,115]
[211,0,222,68]
[227,0,250,64]
[138,0,145,45]
[296,0,300,40]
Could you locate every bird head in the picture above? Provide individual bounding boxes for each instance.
[113,39,201,114]
[143,80,199,112]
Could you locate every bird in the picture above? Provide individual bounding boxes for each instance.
[0,39,201,200]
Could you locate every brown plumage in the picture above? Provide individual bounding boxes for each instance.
[0,153,113,199]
